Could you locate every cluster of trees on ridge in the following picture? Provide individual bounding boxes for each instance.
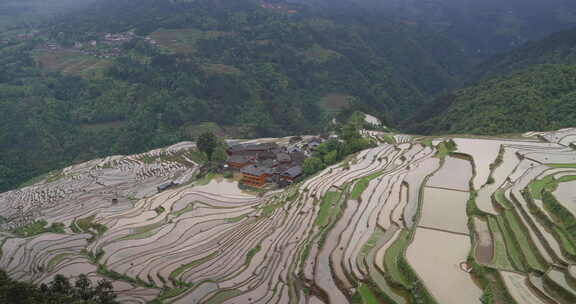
[303,112,375,176]
[0,271,117,304]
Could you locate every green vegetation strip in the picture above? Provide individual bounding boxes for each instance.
[357,284,380,304]
[171,203,194,217]
[226,214,247,223]
[350,171,383,200]
[204,289,242,304]
[47,253,73,271]
[314,191,343,227]
[383,230,411,287]
[382,135,396,145]
[494,190,513,209]
[495,215,527,271]
[502,210,547,272]
[542,191,576,245]
[120,227,162,241]
[383,229,438,304]
[170,253,217,279]
[524,191,576,259]
[245,244,262,265]
[97,264,151,288]
[486,216,516,270]
[156,286,192,302]
[528,175,556,200]
[13,221,65,237]
[434,139,457,159]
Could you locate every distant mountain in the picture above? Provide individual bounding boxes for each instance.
[292,0,576,58]
[407,27,576,135]
[0,0,96,29]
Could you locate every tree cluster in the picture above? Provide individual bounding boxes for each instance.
[303,115,374,176]
[0,270,117,304]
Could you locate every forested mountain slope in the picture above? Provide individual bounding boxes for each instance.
[296,0,576,58]
[407,27,576,135]
[0,0,95,30]
[0,0,469,192]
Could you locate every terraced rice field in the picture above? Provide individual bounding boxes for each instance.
[2,129,576,303]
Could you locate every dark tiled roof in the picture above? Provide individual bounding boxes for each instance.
[290,151,307,164]
[241,165,272,176]
[228,142,279,153]
[228,155,249,163]
[281,166,303,178]
[276,153,291,162]
[157,181,175,191]
[258,151,276,160]
[287,146,300,153]
[261,159,278,168]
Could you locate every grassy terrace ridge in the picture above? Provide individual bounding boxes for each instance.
[245,244,262,265]
[528,175,556,200]
[314,191,342,227]
[120,221,165,241]
[502,209,548,272]
[204,289,243,304]
[383,230,412,287]
[495,215,528,272]
[170,253,217,280]
[350,171,384,200]
[12,220,65,237]
[486,216,516,270]
[486,145,505,185]
[494,189,513,209]
[356,283,380,304]
[524,189,576,260]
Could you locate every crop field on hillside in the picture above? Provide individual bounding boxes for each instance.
[33,49,112,77]
[1,129,576,303]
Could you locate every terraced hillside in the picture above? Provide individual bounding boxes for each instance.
[2,129,576,303]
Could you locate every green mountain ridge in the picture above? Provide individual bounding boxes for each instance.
[407,27,576,135]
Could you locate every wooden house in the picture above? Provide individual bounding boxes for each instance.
[228,155,252,169]
[241,165,273,188]
[280,166,303,182]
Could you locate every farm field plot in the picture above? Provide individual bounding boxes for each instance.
[554,179,576,217]
[33,49,112,77]
[419,187,469,234]
[406,228,482,304]
[426,156,472,191]
[1,129,576,303]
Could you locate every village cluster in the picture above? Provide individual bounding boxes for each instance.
[225,137,325,188]
[42,31,158,58]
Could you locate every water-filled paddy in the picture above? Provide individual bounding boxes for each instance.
[406,228,481,304]
[554,180,576,217]
[426,156,472,191]
[419,187,469,234]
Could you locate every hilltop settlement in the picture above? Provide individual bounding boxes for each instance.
[225,136,324,188]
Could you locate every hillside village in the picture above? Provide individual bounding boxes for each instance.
[225,136,327,188]
[41,31,158,59]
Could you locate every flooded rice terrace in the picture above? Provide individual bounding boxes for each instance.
[1,130,576,303]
